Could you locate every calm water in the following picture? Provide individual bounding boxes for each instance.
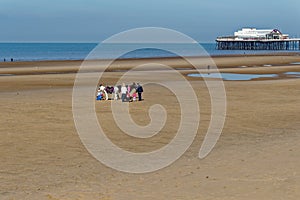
[0,43,299,62]
[285,72,300,77]
[187,73,277,81]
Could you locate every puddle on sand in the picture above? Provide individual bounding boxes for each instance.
[0,74,14,76]
[187,73,277,81]
[284,72,300,77]
[290,62,300,65]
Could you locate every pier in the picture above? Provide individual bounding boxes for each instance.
[216,28,300,50]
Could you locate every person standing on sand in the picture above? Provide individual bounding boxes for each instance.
[121,83,127,102]
[127,84,131,101]
[136,83,143,101]
[131,82,137,101]
[114,85,119,100]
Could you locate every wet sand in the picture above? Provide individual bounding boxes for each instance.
[1,55,300,199]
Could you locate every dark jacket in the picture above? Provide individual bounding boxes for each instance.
[136,85,143,93]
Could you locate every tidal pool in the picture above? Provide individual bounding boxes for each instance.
[285,72,300,77]
[187,73,277,81]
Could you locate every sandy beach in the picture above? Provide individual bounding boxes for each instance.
[1,54,300,199]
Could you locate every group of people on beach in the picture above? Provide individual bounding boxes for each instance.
[96,82,143,102]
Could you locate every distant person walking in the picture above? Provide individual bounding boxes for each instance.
[3,58,6,62]
[136,83,143,101]
[11,58,13,62]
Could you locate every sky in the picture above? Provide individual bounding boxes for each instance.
[0,0,299,42]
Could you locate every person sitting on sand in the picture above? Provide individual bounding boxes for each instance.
[96,89,102,101]
[98,84,105,91]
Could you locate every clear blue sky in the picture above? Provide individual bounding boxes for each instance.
[0,0,299,42]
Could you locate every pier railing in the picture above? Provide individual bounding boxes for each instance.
[216,38,300,50]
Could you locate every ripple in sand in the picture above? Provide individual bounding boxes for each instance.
[175,67,193,70]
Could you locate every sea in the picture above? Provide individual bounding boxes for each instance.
[0,43,299,62]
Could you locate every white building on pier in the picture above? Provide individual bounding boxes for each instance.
[233,28,289,40]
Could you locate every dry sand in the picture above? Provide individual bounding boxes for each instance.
[1,55,300,200]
